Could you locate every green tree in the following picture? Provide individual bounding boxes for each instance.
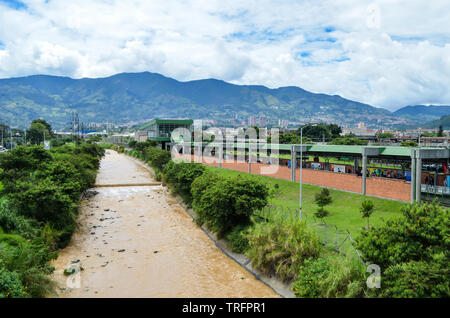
[360,200,375,228]
[401,140,418,147]
[267,132,311,144]
[378,132,394,139]
[328,124,342,138]
[297,124,330,141]
[314,188,332,218]
[329,137,367,145]
[191,173,269,236]
[27,122,51,145]
[30,119,54,138]
[297,123,342,141]
[356,201,450,297]
[438,125,444,137]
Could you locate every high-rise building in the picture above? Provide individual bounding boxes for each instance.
[259,116,267,127]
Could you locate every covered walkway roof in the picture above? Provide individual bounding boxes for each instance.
[190,142,449,160]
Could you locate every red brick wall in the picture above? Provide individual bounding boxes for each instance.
[366,178,411,201]
[294,168,362,193]
[180,154,412,202]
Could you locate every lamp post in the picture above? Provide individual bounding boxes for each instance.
[299,123,318,220]
[418,128,422,147]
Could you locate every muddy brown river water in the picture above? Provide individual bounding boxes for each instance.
[51,150,278,297]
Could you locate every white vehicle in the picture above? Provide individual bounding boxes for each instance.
[0,146,7,152]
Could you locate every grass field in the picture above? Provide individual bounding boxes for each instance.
[206,166,407,238]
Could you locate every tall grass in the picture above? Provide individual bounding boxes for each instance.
[246,213,323,282]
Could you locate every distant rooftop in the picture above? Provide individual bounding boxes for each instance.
[140,118,193,130]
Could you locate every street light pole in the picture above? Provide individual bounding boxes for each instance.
[299,127,303,220]
[418,128,421,147]
[299,123,317,221]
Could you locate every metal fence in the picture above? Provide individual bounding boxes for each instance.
[255,206,363,261]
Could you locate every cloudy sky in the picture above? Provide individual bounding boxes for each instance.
[0,0,449,110]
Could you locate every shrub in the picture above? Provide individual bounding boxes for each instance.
[381,257,449,298]
[356,201,449,269]
[0,239,56,298]
[292,257,329,298]
[225,224,251,254]
[0,141,103,297]
[192,173,269,237]
[246,218,323,282]
[356,201,450,297]
[0,266,28,298]
[317,255,366,298]
[292,255,367,298]
[145,147,171,171]
[0,198,39,239]
[10,178,76,230]
[135,140,157,152]
[163,161,205,204]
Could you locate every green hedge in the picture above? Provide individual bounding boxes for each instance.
[163,161,205,204]
[0,142,104,297]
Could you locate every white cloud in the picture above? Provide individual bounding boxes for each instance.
[0,0,449,110]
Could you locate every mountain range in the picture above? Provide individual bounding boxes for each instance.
[393,105,450,122]
[423,114,450,129]
[0,72,448,130]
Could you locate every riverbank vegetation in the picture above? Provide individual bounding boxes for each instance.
[125,143,449,298]
[0,140,104,297]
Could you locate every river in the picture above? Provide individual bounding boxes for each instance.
[51,150,278,297]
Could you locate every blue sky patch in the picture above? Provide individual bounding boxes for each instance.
[227,27,298,43]
[0,0,27,10]
[299,52,310,58]
[306,36,337,43]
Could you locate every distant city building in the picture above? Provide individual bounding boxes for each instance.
[404,128,438,137]
[278,119,289,129]
[341,124,376,138]
[248,115,267,127]
[258,116,267,127]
